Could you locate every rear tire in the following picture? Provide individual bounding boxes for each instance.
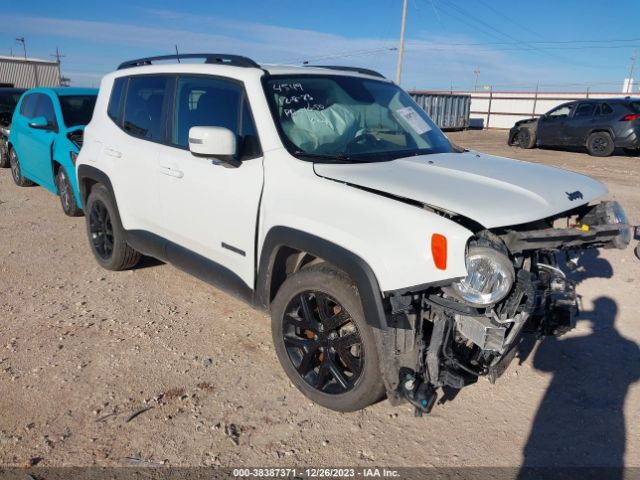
[9,148,34,187]
[271,265,385,412]
[587,132,615,157]
[56,166,83,217]
[84,184,141,270]
[518,127,536,149]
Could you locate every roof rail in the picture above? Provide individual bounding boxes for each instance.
[117,53,260,70]
[303,65,386,79]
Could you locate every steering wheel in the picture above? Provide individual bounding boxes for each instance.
[346,131,379,153]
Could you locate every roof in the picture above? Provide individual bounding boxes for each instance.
[263,64,389,80]
[557,97,640,104]
[23,87,98,96]
[112,53,389,81]
[0,55,59,65]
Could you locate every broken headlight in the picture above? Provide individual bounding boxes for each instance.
[450,246,514,307]
[581,200,632,249]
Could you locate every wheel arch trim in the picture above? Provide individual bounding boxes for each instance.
[256,226,387,330]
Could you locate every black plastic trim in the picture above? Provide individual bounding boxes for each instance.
[256,227,388,329]
[125,230,255,306]
[303,65,386,79]
[118,53,260,70]
[77,164,115,206]
[221,242,246,257]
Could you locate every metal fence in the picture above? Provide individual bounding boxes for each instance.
[409,92,471,130]
[0,56,61,89]
[413,89,637,129]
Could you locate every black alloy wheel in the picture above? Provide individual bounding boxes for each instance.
[282,290,364,394]
[592,137,608,154]
[89,199,114,261]
[518,128,530,147]
[587,132,615,157]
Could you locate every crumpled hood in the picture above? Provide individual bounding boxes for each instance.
[313,151,608,228]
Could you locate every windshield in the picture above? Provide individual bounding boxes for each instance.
[59,95,97,127]
[630,102,640,113]
[264,75,453,162]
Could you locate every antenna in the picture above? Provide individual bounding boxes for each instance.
[473,68,480,91]
[175,44,181,63]
[50,47,67,87]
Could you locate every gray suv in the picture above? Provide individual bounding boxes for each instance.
[509,98,640,157]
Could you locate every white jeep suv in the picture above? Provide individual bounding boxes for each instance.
[77,53,633,413]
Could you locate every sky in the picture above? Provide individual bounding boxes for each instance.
[1,0,639,92]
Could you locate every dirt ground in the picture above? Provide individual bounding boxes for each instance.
[0,129,639,469]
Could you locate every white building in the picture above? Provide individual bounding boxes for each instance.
[0,55,61,89]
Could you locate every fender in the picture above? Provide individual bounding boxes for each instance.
[77,164,114,205]
[256,226,388,330]
[586,127,615,142]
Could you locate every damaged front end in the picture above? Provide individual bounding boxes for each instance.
[379,200,633,414]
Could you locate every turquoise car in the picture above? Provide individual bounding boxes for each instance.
[8,88,98,216]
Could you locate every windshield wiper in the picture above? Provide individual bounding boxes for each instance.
[292,150,354,163]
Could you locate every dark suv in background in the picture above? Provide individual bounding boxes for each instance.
[0,88,26,167]
[509,97,640,157]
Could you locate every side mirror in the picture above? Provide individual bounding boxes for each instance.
[188,126,239,167]
[28,116,52,130]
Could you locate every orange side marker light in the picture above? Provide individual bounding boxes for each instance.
[431,234,447,270]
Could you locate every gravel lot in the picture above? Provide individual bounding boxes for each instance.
[1,129,638,469]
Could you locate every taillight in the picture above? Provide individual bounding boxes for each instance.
[621,113,640,121]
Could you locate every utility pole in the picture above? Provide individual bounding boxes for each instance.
[627,50,636,93]
[16,37,26,59]
[473,68,480,91]
[395,0,408,85]
[50,46,65,64]
[51,47,67,87]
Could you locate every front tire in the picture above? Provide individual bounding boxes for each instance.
[587,132,615,157]
[85,184,141,270]
[518,127,536,149]
[271,266,385,412]
[56,166,83,217]
[9,148,34,187]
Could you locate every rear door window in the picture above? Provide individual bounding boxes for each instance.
[20,93,39,119]
[122,76,170,141]
[573,103,595,118]
[597,103,614,116]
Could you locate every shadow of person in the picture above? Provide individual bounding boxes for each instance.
[517,249,614,367]
[519,297,640,480]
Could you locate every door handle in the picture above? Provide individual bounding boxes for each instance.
[159,166,184,179]
[104,147,122,158]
